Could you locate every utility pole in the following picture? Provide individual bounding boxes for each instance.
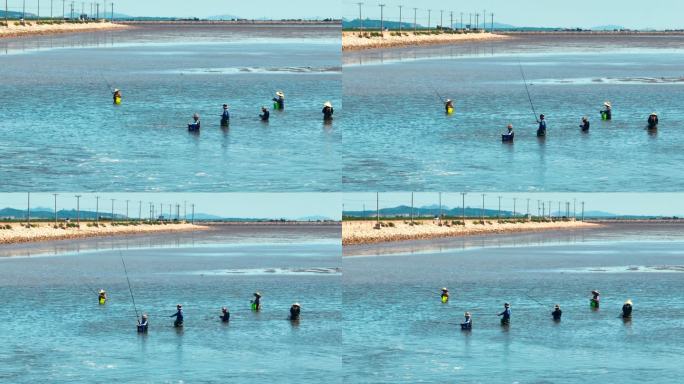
[469,13,472,29]
[102,0,105,21]
[95,2,97,19]
[475,13,479,30]
[111,198,115,222]
[398,5,402,33]
[5,0,8,28]
[51,0,53,19]
[110,1,112,20]
[184,200,187,221]
[450,11,453,30]
[427,9,431,31]
[75,195,81,227]
[95,196,100,226]
[22,0,25,20]
[376,192,379,225]
[513,198,517,218]
[581,202,585,221]
[125,200,129,219]
[378,3,385,33]
[438,192,442,223]
[26,192,30,226]
[138,200,142,222]
[491,13,494,32]
[481,194,485,221]
[483,9,486,30]
[62,0,64,20]
[439,9,443,29]
[526,198,530,218]
[191,204,195,224]
[53,193,58,225]
[542,202,545,219]
[410,192,414,224]
[38,0,40,19]
[460,12,463,30]
[461,192,466,222]
[573,199,577,220]
[497,196,501,219]
[356,2,363,32]
[413,7,417,32]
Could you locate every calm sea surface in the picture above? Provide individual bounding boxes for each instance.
[343,223,684,383]
[0,24,341,191]
[0,224,341,383]
[343,34,684,191]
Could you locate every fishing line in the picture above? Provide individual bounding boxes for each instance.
[120,252,140,322]
[518,59,538,122]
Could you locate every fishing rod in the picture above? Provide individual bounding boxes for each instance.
[518,59,538,122]
[98,70,115,93]
[120,253,140,322]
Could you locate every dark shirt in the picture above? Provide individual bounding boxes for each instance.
[499,308,511,320]
[323,106,334,120]
[221,110,230,121]
[170,309,183,322]
[648,116,658,127]
[188,120,200,130]
[290,306,301,320]
[552,309,562,321]
[260,110,270,121]
[220,312,230,322]
[580,121,590,131]
[622,304,632,318]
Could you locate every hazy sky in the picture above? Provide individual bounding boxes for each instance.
[0,193,341,220]
[343,193,684,216]
[342,0,683,30]
[9,0,342,19]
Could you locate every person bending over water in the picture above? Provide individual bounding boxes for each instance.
[440,287,450,303]
[112,89,122,104]
[580,117,590,131]
[552,304,562,321]
[289,303,301,320]
[498,303,511,325]
[461,312,472,330]
[188,113,201,131]
[622,299,633,319]
[273,91,285,110]
[322,101,334,121]
[648,113,658,129]
[591,290,600,308]
[98,289,107,305]
[601,102,612,120]
[251,292,262,311]
[170,304,184,327]
[445,99,454,114]
[260,107,270,121]
[220,307,230,322]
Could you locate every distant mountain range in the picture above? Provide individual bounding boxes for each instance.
[343,205,674,219]
[0,207,333,222]
[343,18,632,31]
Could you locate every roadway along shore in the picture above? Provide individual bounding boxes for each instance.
[0,21,128,38]
[342,219,599,245]
[342,30,510,51]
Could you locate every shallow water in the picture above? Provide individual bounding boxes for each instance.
[0,227,341,383]
[0,24,341,191]
[343,34,684,191]
[343,229,684,383]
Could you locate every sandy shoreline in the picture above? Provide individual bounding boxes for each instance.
[342,219,599,245]
[342,30,509,51]
[0,221,206,245]
[0,21,128,39]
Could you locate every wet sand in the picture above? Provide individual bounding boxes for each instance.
[342,30,510,51]
[0,21,127,38]
[0,221,205,245]
[342,219,598,245]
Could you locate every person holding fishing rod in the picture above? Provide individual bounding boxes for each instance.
[600,101,612,120]
[220,307,230,322]
[289,303,301,321]
[580,117,590,132]
[444,99,454,115]
[251,292,262,311]
[536,114,547,137]
[502,124,514,142]
[622,299,633,319]
[170,304,184,327]
[498,303,511,325]
[121,254,144,333]
[590,290,601,309]
[138,314,149,333]
[322,101,334,121]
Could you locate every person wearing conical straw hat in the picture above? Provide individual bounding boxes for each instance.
[440,287,449,303]
[460,311,472,330]
[98,289,107,305]
[322,101,334,121]
[552,304,562,321]
[445,99,454,114]
[289,303,301,320]
[272,91,285,110]
[647,112,658,129]
[600,101,612,120]
[591,290,600,308]
[622,299,633,318]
